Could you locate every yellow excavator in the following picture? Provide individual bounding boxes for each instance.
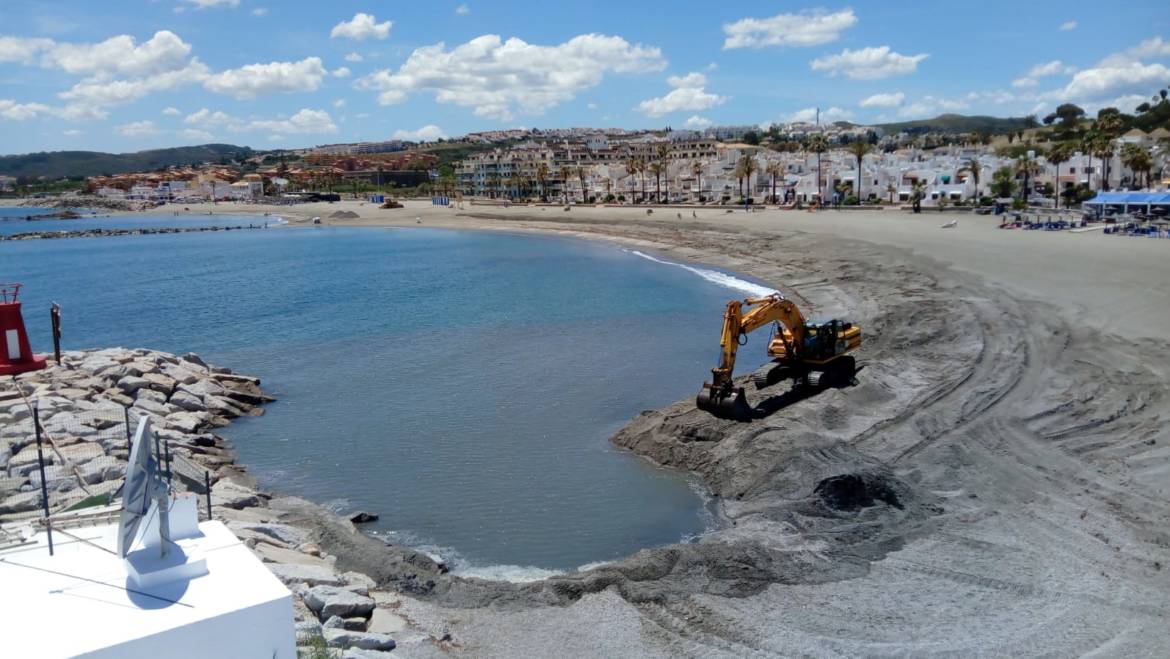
[696,294,862,420]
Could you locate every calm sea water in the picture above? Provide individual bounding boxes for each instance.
[4,215,771,574]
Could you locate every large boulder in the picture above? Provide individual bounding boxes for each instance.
[169,390,206,412]
[116,376,151,395]
[211,481,262,509]
[0,490,43,515]
[166,411,209,434]
[322,629,395,652]
[266,563,345,588]
[303,586,376,620]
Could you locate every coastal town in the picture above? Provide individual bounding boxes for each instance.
[10,110,1166,214]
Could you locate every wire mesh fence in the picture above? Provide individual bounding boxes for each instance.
[1,398,216,548]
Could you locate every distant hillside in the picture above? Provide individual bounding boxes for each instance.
[874,114,1037,135]
[0,144,255,179]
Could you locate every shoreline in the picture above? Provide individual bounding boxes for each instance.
[5,198,1170,655]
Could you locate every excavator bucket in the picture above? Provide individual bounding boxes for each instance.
[696,383,753,421]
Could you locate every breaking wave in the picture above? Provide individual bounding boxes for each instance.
[627,250,778,298]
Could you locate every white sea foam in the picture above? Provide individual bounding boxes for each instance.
[453,564,564,583]
[627,250,778,298]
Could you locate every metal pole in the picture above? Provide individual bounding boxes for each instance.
[33,406,54,556]
[164,440,172,486]
[204,471,213,521]
[124,406,132,448]
[50,303,62,365]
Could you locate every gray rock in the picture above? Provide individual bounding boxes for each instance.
[263,561,341,587]
[294,620,323,639]
[166,411,209,434]
[161,363,201,385]
[181,352,208,368]
[231,521,308,547]
[304,586,376,620]
[0,490,42,515]
[135,389,167,404]
[322,629,395,652]
[341,649,396,659]
[116,376,151,395]
[170,390,206,412]
[29,465,73,490]
[133,397,172,417]
[210,480,263,509]
[0,475,27,497]
[178,379,226,399]
[142,372,176,394]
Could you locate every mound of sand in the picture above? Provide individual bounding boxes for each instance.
[330,210,360,219]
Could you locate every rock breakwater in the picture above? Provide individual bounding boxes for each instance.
[0,348,444,656]
[1,224,266,241]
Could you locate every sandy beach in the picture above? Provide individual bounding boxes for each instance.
[10,198,1170,655]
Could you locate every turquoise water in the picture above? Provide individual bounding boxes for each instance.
[3,219,770,574]
[0,207,272,236]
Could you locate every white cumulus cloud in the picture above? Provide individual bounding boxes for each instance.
[788,106,852,123]
[897,95,970,118]
[1059,20,1077,31]
[637,72,726,117]
[1012,60,1078,87]
[115,120,160,136]
[345,52,364,62]
[0,36,55,64]
[357,33,665,120]
[684,115,712,129]
[162,106,181,115]
[332,66,351,78]
[185,107,338,134]
[811,46,928,80]
[393,124,446,141]
[331,13,392,41]
[859,91,905,108]
[253,8,268,17]
[181,128,213,140]
[723,9,856,49]
[0,99,52,121]
[456,4,470,15]
[204,57,327,98]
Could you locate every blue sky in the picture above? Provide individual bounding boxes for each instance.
[1,0,1169,154]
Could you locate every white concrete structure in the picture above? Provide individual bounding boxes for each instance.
[0,513,295,658]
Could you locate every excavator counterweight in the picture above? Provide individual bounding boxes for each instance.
[695,294,861,421]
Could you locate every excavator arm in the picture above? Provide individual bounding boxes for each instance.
[708,295,807,391]
[696,293,861,421]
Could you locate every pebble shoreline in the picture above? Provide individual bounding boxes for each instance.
[0,348,435,657]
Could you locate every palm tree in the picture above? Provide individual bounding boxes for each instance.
[691,160,704,202]
[1014,154,1041,205]
[637,157,647,203]
[559,165,571,204]
[1120,143,1145,189]
[959,158,982,202]
[846,140,871,202]
[507,172,522,200]
[766,159,782,203]
[577,165,590,203]
[1046,143,1071,208]
[808,134,828,202]
[1090,134,1114,191]
[649,161,665,203]
[737,153,758,201]
[536,162,550,201]
[1093,109,1124,190]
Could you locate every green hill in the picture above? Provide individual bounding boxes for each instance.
[0,144,255,179]
[874,114,1038,135]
